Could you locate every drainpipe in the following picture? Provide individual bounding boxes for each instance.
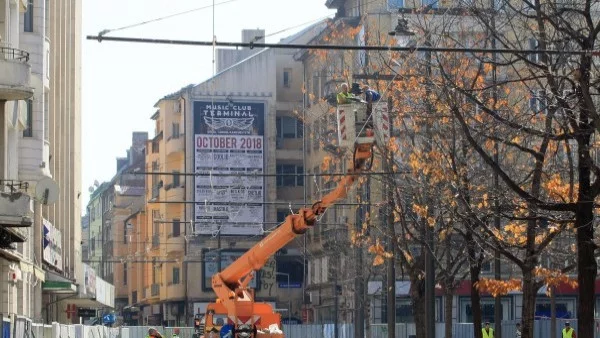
[180,89,189,325]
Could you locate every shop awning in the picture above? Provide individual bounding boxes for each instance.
[42,271,77,294]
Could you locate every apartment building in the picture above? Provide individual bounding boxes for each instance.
[82,133,147,323]
[0,0,36,328]
[0,0,89,329]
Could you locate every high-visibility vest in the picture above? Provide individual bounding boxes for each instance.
[482,328,494,338]
[562,328,574,338]
[337,92,354,104]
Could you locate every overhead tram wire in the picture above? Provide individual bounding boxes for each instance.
[86,35,600,56]
[95,0,242,38]
[129,170,408,177]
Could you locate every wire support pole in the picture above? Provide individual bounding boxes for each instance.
[86,35,600,55]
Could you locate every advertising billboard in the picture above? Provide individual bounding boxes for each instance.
[42,218,62,271]
[193,100,265,235]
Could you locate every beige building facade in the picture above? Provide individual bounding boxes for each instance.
[0,0,88,330]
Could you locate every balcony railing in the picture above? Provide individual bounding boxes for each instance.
[151,283,160,297]
[0,45,29,62]
[0,180,33,227]
[0,180,29,193]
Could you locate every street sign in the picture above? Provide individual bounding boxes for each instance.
[278,282,301,288]
[77,308,96,318]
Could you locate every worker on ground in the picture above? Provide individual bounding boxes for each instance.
[220,323,234,338]
[172,328,181,338]
[482,321,494,338]
[336,83,355,104]
[146,327,163,338]
[562,322,576,338]
[515,322,521,338]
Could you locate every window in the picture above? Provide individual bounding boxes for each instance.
[276,116,303,139]
[152,140,159,153]
[276,256,304,286]
[529,90,547,113]
[24,0,33,32]
[172,123,180,139]
[388,0,404,8]
[172,219,180,237]
[23,100,33,137]
[422,0,438,8]
[283,68,292,88]
[276,164,304,187]
[528,38,540,63]
[123,223,128,244]
[276,209,289,223]
[172,267,180,284]
[173,171,180,187]
[123,263,128,285]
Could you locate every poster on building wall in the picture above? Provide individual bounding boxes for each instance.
[42,218,63,271]
[193,100,265,235]
[83,264,97,297]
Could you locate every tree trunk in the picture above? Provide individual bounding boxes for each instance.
[410,262,426,338]
[444,289,453,338]
[576,134,597,338]
[521,267,536,338]
[550,288,556,338]
[469,262,483,338]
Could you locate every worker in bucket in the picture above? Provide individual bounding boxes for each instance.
[337,83,356,104]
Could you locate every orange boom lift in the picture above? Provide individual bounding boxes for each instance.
[196,102,382,338]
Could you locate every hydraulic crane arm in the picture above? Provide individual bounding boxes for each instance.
[211,142,374,316]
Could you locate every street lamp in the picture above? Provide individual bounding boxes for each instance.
[389,16,416,48]
[276,272,291,326]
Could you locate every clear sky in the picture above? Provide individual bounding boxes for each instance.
[81,0,336,212]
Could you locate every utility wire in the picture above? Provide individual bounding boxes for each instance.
[131,170,409,177]
[87,35,600,55]
[96,0,242,38]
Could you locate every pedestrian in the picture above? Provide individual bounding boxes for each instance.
[336,83,355,104]
[562,322,576,338]
[482,321,494,338]
[220,323,234,338]
[515,322,521,338]
[172,328,181,338]
[146,327,163,338]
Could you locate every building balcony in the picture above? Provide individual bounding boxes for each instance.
[0,180,33,227]
[275,138,303,160]
[165,184,184,200]
[165,235,184,255]
[166,134,184,156]
[161,283,185,301]
[0,45,33,100]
